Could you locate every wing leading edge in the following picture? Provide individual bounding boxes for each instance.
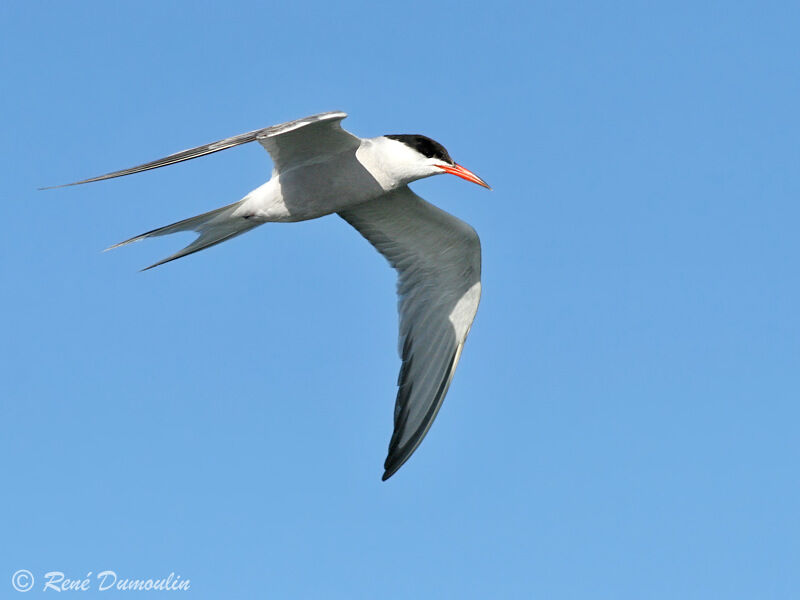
[40,111,355,189]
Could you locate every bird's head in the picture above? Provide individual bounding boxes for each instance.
[379,134,491,189]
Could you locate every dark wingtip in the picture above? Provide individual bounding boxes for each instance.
[38,180,97,191]
[381,458,404,481]
[139,259,169,272]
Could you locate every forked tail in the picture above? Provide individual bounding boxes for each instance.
[107,201,262,270]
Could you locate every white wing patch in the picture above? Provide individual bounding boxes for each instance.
[449,281,482,340]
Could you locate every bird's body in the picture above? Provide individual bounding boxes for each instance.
[46,111,490,480]
[236,137,410,222]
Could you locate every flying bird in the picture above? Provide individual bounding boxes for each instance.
[44,111,490,480]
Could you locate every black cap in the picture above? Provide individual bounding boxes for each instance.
[385,134,454,165]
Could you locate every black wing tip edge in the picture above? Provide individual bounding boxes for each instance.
[379,347,459,482]
[38,181,90,191]
[382,458,406,481]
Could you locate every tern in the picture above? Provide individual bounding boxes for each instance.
[45,111,490,480]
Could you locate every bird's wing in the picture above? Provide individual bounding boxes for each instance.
[41,111,358,189]
[254,111,360,172]
[339,186,482,480]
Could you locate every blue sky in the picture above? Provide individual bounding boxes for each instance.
[2,1,799,598]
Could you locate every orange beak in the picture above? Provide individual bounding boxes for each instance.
[437,163,491,189]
